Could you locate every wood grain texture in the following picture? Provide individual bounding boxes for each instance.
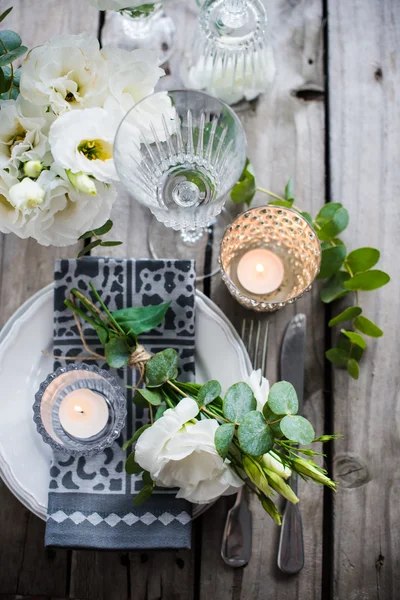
[328,1,400,599]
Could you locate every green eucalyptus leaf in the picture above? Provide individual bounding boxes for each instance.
[230,159,256,206]
[0,45,27,67]
[112,302,171,335]
[214,423,235,459]
[125,452,143,474]
[0,68,7,94]
[280,415,315,445]
[315,203,349,241]
[285,176,294,201]
[0,31,22,52]
[135,388,163,406]
[145,348,178,387]
[317,245,347,279]
[346,247,380,274]
[94,323,109,346]
[353,316,383,338]
[198,380,222,407]
[328,306,362,327]
[122,424,151,450]
[341,330,367,350]
[133,484,154,505]
[105,336,131,368]
[0,7,13,23]
[133,390,150,408]
[347,358,359,380]
[326,347,349,367]
[337,333,365,362]
[262,403,283,438]
[268,381,298,415]
[301,211,313,225]
[320,271,350,303]
[223,382,256,424]
[344,270,390,291]
[238,411,274,456]
[155,404,167,420]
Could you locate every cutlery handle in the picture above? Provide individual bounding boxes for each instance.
[221,487,252,567]
[277,494,304,574]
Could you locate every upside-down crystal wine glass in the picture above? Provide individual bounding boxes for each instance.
[101,2,176,65]
[114,89,247,279]
[183,0,275,105]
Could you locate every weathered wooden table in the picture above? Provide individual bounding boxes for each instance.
[0,0,398,598]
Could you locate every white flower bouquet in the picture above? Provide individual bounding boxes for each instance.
[0,8,165,247]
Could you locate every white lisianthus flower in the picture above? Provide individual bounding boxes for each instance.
[20,34,108,115]
[262,451,292,480]
[135,397,243,504]
[49,108,118,183]
[246,369,270,412]
[0,98,48,175]
[23,160,44,178]
[9,178,45,212]
[90,0,147,9]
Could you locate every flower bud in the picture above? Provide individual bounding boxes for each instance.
[264,467,299,504]
[9,178,45,212]
[23,160,43,178]
[242,455,272,497]
[292,457,337,490]
[260,495,282,526]
[262,451,292,480]
[67,170,97,196]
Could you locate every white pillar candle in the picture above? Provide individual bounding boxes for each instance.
[237,248,284,295]
[59,389,109,439]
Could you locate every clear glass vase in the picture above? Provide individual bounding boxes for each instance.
[114,89,247,279]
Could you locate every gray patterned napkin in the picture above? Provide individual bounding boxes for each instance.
[45,258,196,550]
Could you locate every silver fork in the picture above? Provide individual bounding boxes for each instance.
[221,319,269,568]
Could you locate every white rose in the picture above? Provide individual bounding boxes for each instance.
[262,451,292,480]
[135,397,243,504]
[9,178,45,212]
[0,98,48,175]
[20,34,108,115]
[90,0,147,10]
[49,108,118,183]
[246,369,270,412]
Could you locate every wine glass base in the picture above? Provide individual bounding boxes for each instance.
[102,11,176,66]
[148,209,233,281]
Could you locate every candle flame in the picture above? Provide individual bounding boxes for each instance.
[74,405,84,414]
[255,263,265,273]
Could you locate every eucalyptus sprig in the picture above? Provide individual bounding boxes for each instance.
[0,7,28,100]
[230,165,390,379]
[77,219,122,258]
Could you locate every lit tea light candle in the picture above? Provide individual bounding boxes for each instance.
[237,248,284,295]
[59,389,109,439]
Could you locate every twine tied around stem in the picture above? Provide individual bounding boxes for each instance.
[128,344,152,387]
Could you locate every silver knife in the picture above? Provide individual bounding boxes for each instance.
[277,314,306,574]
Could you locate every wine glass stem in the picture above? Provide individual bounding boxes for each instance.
[180,227,205,244]
[121,3,162,37]
[219,0,248,28]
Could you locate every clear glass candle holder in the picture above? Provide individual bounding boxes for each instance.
[219,206,321,312]
[33,364,127,457]
[182,0,275,105]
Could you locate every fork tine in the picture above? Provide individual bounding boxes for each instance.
[241,318,246,347]
[254,321,261,370]
[248,319,254,363]
[261,322,269,378]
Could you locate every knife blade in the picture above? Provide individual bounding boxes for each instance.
[277,313,306,575]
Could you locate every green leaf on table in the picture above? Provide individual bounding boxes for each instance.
[112,302,171,335]
[198,380,222,407]
[262,403,283,438]
[321,238,345,250]
[145,348,178,387]
[0,45,28,67]
[329,306,362,327]
[326,347,349,367]
[238,411,274,456]
[320,271,350,303]
[315,203,349,241]
[347,358,359,380]
[155,404,167,420]
[105,336,131,368]
[0,7,13,23]
[344,270,390,291]
[301,211,313,225]
[223,382,256,424]
[285,176,294,201]
[317,245,347,279]
[341,330,367,350]
[135,388,163,406]
[354,316,383,338]
[280,415,315,445]
[122,424,151,450]
[133,484,154,505]
[346,247,380,274]
[1,65,21,99]
[0,68,6,94]
[100,241,123,247]
[77,239,102,257]
[94,323,109,346]
[267,381,298,415]
[125,451,143,474]
[269,199,294,208]
[78,219,113,240]
[337,333,365,362]
[230,159,256,206]
[0,31,22,52]
[142,471,154,486]
[214,423,235,459]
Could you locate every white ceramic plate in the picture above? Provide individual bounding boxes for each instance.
[0,285,251,520]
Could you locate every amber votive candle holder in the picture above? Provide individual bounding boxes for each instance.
[219,206,321,312]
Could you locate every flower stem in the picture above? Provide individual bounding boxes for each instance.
[167,380,188,397]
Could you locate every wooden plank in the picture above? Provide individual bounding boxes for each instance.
[328,1,400,598]
[0,1,99,596]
